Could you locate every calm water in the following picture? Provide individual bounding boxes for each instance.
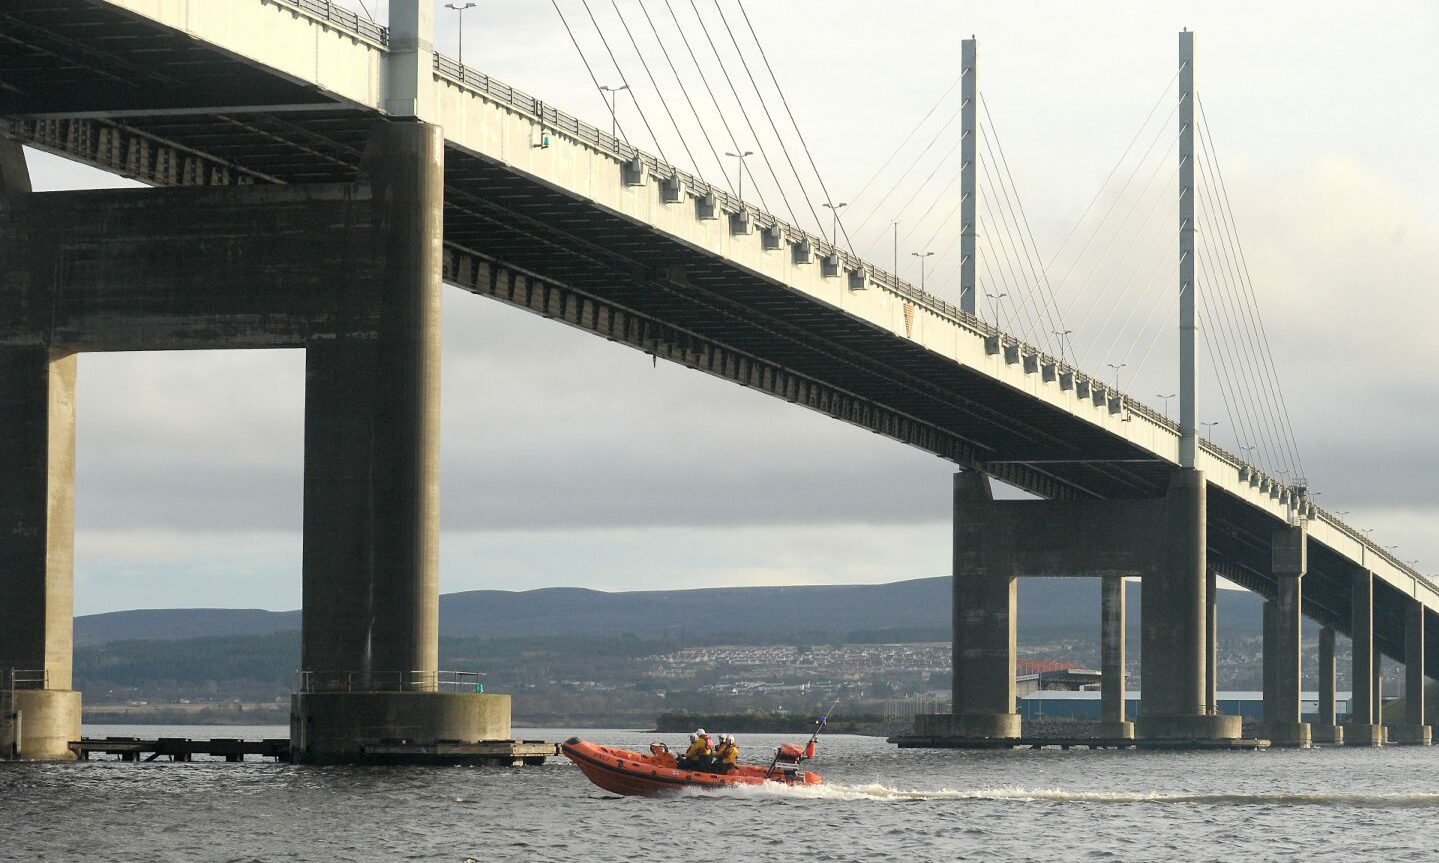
[4,724,1439,861]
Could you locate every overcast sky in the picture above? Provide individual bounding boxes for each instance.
[25,0,1438,613]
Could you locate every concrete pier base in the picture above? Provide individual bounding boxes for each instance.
[1342,724,1385,747]
[1311,725,1344,745]
[1388,724,1431,746]
[914,712,1020,740]
[6,690,81,761]
[1092,720,1135,740]
[1134,713,1242,743]
[290,692,511,764]
[1262,721,1312,748]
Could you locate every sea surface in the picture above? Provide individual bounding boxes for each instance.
[4,724,1439,862]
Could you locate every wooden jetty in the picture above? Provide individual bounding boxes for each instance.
[72,736,290,762]
[70,736,561,765]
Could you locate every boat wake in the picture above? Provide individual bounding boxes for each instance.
[707,782,1439,807]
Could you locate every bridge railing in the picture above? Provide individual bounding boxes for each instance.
[296,670,485,694]
[264,0,389,46]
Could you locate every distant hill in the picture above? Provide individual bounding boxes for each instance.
[76,577,1271,646]
[76,607,300,645]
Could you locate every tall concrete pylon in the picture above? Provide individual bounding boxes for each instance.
[1178,29,1198,469]
[960,37,978,316]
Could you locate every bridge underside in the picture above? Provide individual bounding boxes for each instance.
[1,0,1432,755]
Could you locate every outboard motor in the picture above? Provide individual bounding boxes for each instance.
[775,743,804,764]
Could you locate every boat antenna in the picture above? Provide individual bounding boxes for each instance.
[805,696,842,750]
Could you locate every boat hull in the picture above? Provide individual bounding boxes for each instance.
[561,738,822,797]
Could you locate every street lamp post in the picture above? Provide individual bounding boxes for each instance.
[822,202,848,246]
[986,291,1008,330]
[445,3,476,66]
[1158,393,1176,420]
[912,251,934,292]
[726,150,754,201]
[1201,420,1220,442]
[1106,362,1126,392]
[1054,329,1073,365]
[600,84,630,141]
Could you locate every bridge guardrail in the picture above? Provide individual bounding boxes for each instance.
[264,0,389,47]
[297,670,486,694]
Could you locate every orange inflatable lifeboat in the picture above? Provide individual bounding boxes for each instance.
[562,738,824,797]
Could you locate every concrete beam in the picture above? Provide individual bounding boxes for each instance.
[0,183,386,351]
[944,495,1162,579]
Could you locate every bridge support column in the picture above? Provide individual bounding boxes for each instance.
[1206,566,1218,715]
[1343,569,1384,746]
[937,470,1020,739]
[1312,626,1343,744]
[1134,470,1241,743]
[1262,526,1310,746]
[1262,599,1276,724]
[1391,601,1430,744]
[0,143,81,761]
[1096,575,1133,739]
[290,121,507,763]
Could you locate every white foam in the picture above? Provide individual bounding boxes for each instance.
[707,782,1439,807]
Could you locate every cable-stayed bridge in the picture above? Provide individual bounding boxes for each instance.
[0,0,1429,759]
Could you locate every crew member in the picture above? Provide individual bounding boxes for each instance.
[679,728,711,770]
[713,735,739,773]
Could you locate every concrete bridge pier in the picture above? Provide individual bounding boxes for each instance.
[1260,525,1310,747]
[289,120,508,763]
[1206,566,1219,715]
[1133,470,1241,743]
[938,470,1020,739]
[0,122,508,761]
[1390,602,1430,745]
[0,142,81,761]
[916,468,1239,745]
[1343,569,1385,746]
[1312,626,1344,744]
